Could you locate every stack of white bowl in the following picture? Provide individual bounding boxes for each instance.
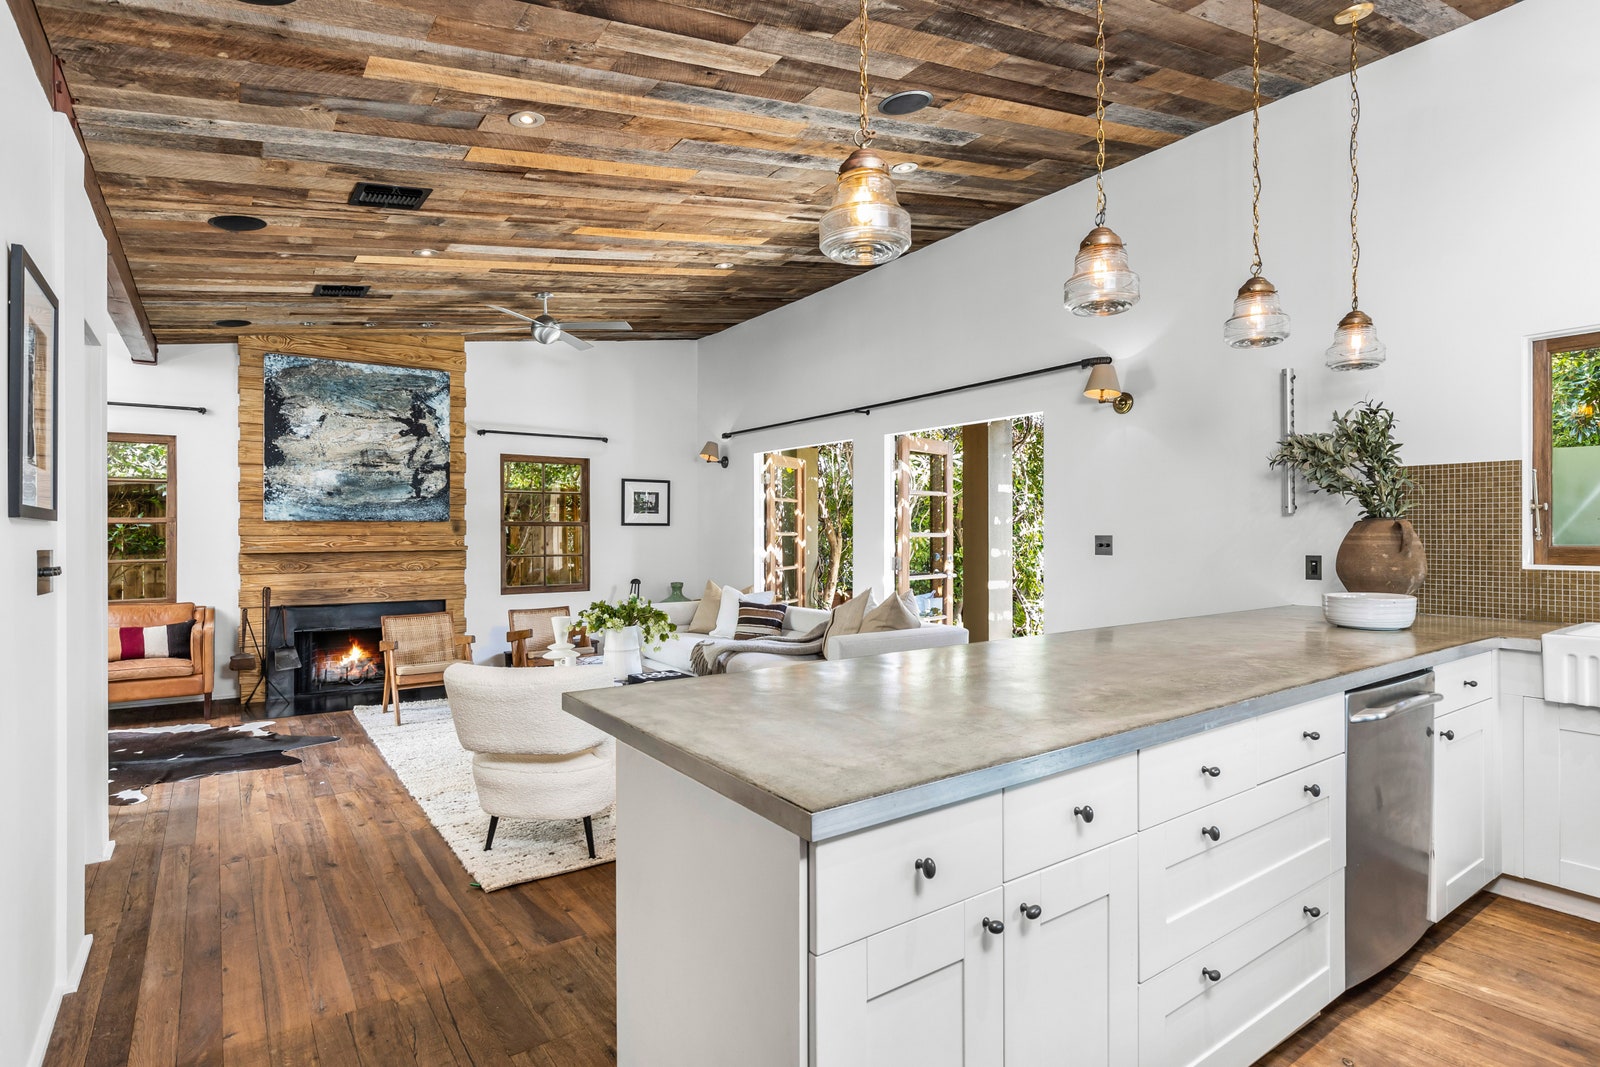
[1323,592,1418,631]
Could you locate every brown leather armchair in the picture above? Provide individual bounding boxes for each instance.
[108,602,216,717]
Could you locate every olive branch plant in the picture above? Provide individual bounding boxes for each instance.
[1267,400,1416,519]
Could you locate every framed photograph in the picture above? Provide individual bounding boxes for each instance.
[8,245,59,521]
[621,478,670,526]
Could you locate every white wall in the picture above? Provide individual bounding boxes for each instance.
[0,10,113,1065]
[107,342,242,698]
[695,0,1600,633]
[465,339,704,661]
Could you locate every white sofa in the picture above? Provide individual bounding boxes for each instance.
[642,600,970,675]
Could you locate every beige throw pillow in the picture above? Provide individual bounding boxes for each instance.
[826,589,877,640]
[860,592,921,633]
[684,580,760,635]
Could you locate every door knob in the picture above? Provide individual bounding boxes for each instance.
[1201,967,1222,982]
[1441,729,1456,741]
[914,857,937,879]
[1304,905,1323,919]
[1200,765,1221,777]
[1074,805,1095,823]
[981,917,1004,935]
[1201,825,1221,841]
[1019,902,1042,920]
[1303,730,1321,740]
[1304,784,1322,797]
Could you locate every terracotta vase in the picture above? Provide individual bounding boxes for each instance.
[1335,518,1427,595]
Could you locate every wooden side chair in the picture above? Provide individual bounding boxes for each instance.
[507,606,571,668]
[380,612,473,724]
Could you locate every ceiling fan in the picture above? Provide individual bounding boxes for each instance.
[488,292,632,351]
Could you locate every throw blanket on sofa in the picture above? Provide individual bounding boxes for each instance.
[689,623,827,676]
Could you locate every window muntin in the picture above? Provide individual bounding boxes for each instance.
[502,455,590,593]
[108,433,176,602]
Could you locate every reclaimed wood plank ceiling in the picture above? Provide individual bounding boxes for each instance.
[35,0,1512,344]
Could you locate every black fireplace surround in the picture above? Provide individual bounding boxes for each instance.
[269,599,444,713]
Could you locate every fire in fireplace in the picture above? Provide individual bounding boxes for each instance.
[275,599,444,712]
[308,630,382,689]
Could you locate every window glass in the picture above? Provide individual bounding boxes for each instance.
[502,455,590,593]
[108,435,175,602]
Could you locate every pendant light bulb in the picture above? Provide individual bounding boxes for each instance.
[1064,0,1139,317]
[1326,3,1384,371]
[819,0,912,267]
[1223,0,1290,348]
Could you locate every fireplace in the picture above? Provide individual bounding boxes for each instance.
[270,599,445,712]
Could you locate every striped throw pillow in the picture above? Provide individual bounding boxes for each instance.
[109,621,194,662]
[735,600,788,640]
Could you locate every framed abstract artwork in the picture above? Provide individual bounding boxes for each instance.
[8,244,59,521]
[621,478,670,526]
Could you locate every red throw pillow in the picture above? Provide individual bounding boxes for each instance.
[109,621,194,662]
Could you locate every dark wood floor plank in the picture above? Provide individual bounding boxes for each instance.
[219,858,273,1067]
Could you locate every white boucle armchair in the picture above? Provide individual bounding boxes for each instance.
[443,662,616,856]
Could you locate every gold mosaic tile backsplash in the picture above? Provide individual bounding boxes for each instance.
[1409,460,1600,623]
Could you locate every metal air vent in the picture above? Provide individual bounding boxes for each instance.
[312,284,371,298]
[347,182,433,210]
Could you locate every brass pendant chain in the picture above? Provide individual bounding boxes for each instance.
[854,0,874,148]
[1347,16,1362,311]
[1249,0,1263,276]
[1093,0,1108,226]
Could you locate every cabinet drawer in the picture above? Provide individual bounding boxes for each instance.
[1252,695,1346,784]
[1138,874,1339,1067]
[1004,753,1137,880]
[1435,652,1495,717]
[811,792,1003,954]
[1138,717,1258,830]
[1138,755,1344,980]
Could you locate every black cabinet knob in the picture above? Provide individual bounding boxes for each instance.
[982,916,1004,935]
[1304,784,1322,798]
[1200,765,1222,778]
[1074,805,1095,823]
[1202,967,1222,982]
[1304,905,1323,919]
[1201,825,1221,841]
[1441,729,1456,741]
[1020,902,1042,920]
[1303,730,1321,741]
[914,857,937,879]
[1463,679,1479,688]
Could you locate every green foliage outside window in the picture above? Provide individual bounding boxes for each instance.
[107,437,172,601]
[1551,348,1600,449]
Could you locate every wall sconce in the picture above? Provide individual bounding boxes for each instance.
[699,440,729,467]
[1084,363,1134,414]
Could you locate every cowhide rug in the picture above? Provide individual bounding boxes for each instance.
[109,721,338,805]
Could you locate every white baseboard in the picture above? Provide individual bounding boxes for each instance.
[97,839,115,864]
[26,934,93,1067]
[1486,875,1600,923]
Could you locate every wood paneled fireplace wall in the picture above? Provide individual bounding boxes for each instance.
[235,333,468,701]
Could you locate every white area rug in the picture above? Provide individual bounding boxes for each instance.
[352,698,615,891]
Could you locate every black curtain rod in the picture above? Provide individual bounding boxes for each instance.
[108,400,208,415]
[722,355,1112,440]
[476,428,609,443]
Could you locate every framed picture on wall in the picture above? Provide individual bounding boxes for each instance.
[8,244,59,521]
[621,478,670,526]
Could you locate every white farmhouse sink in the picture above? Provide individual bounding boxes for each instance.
[1542,623,1600,707]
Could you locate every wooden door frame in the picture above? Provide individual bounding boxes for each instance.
[1533,330,1600,565]
[764,453,807,605]
[894,435,955,624]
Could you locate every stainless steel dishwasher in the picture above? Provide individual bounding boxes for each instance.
[1345,669,1443,989]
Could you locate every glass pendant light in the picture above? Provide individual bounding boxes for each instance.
[1223,0,1291,348]
[1326,3,1386,371]
[818,0,912,267]
[1064,0,1140,316]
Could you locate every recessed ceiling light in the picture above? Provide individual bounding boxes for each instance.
[214,318,251,328]
[509,110,546,129]
[412,248,439,257]
[890,161,919,174]
[715,262,735,270]
[235,0,295,6]
[879,90,934,116]
[299,321,315,327]
[419,321,438,327]
[208,214,267,232]
[363,321,378,327]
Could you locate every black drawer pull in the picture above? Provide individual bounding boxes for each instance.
[1201,825,1221,841]
[1303,730,1321,740]
[1463,679,1479,688]
[1304,784,1322,798]
[1441,729,1456,741]
[1074,804,1095,823]
[981,916,1004,935]
[1202,967,1222,982]
[914,857,937,879]
[1200,765,1222,778]
[1304,905,1323,919]
[1020,902,1042,920]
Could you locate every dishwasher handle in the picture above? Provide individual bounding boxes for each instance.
[1349,691,1444,724]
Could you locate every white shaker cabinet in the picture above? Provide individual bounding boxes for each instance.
[1524,698,1600,898]
[1003,837,1139,1067]
[1430,699,1495,922]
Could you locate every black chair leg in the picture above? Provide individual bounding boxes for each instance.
[583,815,596,859]
[484,815,499,851]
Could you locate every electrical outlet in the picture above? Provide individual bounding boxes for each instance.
[1095,535,1113,556]
[1306,555,1323,580]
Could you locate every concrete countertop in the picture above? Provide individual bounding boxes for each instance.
[563,606,1559,842]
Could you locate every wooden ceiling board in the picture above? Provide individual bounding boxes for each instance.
[32,0,1513,345]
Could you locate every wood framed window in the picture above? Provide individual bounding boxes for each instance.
[764,453,807,605]
[502,455,590,593]
[895,435,957,624]
[108,433,176,602]
[1533,332,1600,566]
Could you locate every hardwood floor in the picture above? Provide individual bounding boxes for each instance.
[47,706,617,1067]
[51,702,1600,1066]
